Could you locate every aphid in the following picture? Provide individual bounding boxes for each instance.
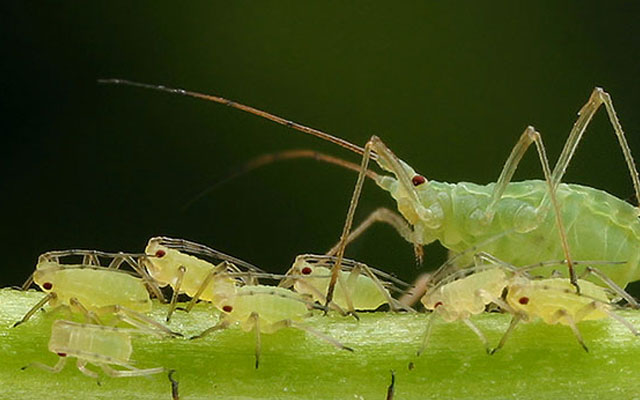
[492,268,640,353]
[99,80,640,297]
[191,284,353,368]
[143,236,264,321]
[22,319,165,380]
[14,250,177,336]
[280,254,412,314]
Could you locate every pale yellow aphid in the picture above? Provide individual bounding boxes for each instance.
[192,284,353,368]
[143,236,263,321]
[14,251,174,335]
[281,254,412,314]
[22,320,165,380]
[494,273,640,353]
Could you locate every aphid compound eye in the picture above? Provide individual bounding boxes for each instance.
[518,297,530,305]
[301,266,312,275]
[155,249,166,258]
[42,282,53,290]
[434,301,443,308]
[412,175,426,186]
[222,305,233,313]
[57,352,67,357]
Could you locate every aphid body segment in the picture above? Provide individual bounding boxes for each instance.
[144,239,237,307]
[421,268,508,322]
[34,261,152,313]
[283,254,408,313]
[25,320,164,379]
[194,284,353,368]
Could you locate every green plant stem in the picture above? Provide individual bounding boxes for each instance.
[1,288,640,399]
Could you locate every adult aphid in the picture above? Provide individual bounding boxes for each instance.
[99,80,640,300]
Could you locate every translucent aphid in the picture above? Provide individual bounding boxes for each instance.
[417,256,630,355]
[15,250,178,337]
[493,269,640,353]
[280,254,412,314]
[22,320,166,380]
[143,236,264,321]
[191,285,353,368]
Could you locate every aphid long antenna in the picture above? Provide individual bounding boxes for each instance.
[98,79,370,158]
[181,149,380,213]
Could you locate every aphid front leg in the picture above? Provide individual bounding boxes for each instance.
[182,263,228,313]
[490,314,523,354]
[69,297,103,324]
[13,293,56,327]
[22,356,67,374]
[166,265,186,322]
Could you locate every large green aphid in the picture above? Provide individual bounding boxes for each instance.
[98,81,640,293]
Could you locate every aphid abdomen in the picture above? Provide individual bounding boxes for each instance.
[436,181,640,287]
[231,286,309,329]
[342,272,388,310]
[39,268,152,312]
[49,320,133,366]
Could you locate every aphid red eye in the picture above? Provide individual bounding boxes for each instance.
[222,305,233,313]
[301,267,312,275]
[42,282,53,290]
[155,250,166,258]
[434,301,443,308]
[57,352,67,357]
[518,297,529,305]
[412,175,426,186]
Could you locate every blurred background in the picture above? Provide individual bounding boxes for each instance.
[2,3,639,294]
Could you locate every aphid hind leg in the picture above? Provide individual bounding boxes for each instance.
[166,265,186,322]
[462,318,491,354]
[269,319,354,352]
[551,88,640,209]
[100,364,165,378]
[416,312,437,356]
[484,126,577,291]
[183,264,227,313]
[122,255,166,303]
[581,266,640,309]
[190,320,231,340]
[13,293,56,327]
[549,309,589,352]
[103,305,182,337]
[490,314,522,354]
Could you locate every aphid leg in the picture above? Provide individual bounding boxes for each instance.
[69,298,103,324]
[168,369,180,400]
[582,266,640,309]
[325,207,418,260]
[325,137,375,310]
[13,293,56,327]
[105,305,182,337]
[416,312,437,356]
[22,356,67,373]
[462,318,491,354]
[123,255,166,303]
[490,314,522,354]
[108,256,125,269]
[20,272,35,291]
[399,273,431,308]
[251,312,262,369]
[352,261,416,312]
[483,126,577,291]
[183,264,226,313]
[190,320,231,340]
[166,266,187,322]
[76,359,99,379]
[386,370,396,400]
[271,319,354,352]
[285,276,351,317]
[100,364,165,378]
[551,88,640,209]
[550,309,588,352]
[600,308,640,336]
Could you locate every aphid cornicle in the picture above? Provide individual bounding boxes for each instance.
[98,81,640,301]
[143,236,264,321]
[22,320,165,380]
[191,284,353,369]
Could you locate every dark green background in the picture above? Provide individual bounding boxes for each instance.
[2,3,639,292]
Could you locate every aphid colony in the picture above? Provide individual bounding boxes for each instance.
[12,84,640,398]
[15,236,639,387]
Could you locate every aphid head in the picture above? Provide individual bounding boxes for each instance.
[143,239,175,284]
[420,290,445,311]
[33,268,57,292]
